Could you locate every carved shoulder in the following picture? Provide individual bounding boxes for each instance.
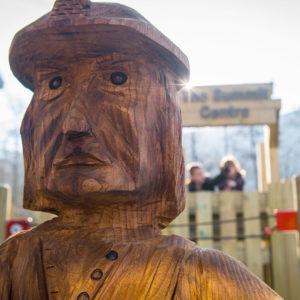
[0,232,28,299]
[177,247,282,300]
[0,229,32,261]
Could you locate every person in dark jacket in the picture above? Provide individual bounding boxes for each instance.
[215,156,245,191]
[187,164,215,192]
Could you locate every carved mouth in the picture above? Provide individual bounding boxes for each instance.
[54,151,108,169]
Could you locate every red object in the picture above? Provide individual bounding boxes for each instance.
[5,219,31,238]
[276,210,298,231]
[263,226,273,237]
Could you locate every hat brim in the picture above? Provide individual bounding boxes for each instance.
[10,16,189,91]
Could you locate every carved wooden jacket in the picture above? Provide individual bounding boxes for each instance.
[0,219,281,300]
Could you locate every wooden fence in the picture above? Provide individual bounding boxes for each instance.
[0,185,12,241]
[164,177,300,300]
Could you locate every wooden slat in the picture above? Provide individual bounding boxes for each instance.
[0,185,12,242]
[244,192,263,278]
[264,123,280,183]
[268,182,285,297]
[295,176,300,233]
[163,190,191,238]
[280,179,300,300]
[269,179,300,300]
[281,178,296,208]
[194,192,213,248]
[281,232,300,300]
[218,192,239,258]
[256,143,268,192]
[258,192,269,211]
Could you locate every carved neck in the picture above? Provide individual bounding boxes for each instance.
[54,202,161,242]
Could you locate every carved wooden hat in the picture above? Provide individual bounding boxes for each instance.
[9,0,190,91]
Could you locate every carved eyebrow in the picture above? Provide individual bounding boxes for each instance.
[109,59,131,66]
[37,67,66,80]
[96,58,132,68]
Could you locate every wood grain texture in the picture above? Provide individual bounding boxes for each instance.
[9,1,189,91]
[0,224,280,300]
[1,1,281,299]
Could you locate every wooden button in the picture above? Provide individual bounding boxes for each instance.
[105,250,118,261]
[91,269,103,280]
[77,292,90,300]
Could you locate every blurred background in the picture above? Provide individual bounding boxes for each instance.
[0,1,300,299]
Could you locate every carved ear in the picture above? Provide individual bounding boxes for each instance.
[51,0,91,16]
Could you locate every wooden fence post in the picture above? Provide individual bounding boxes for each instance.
[269,179,300,300]
[296,176,300,233]
[195,192,213,248]
[0,185,12,242]
[244,192,264,279]
[219,192,239,258]
[257,143,268,192]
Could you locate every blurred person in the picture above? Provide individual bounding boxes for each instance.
[187,163,215,192]
[215,156,245,191]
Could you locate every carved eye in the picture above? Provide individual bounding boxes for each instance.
[110,72,127,85]
[49,76,63,90]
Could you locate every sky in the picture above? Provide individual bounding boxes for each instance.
[0,0,300,119]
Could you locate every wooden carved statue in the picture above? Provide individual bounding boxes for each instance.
[1,1,281,299]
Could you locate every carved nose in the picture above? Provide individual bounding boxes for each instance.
[63,108,91,140]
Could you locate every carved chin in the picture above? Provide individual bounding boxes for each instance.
[43,165,137,199]
[81,179,108,192]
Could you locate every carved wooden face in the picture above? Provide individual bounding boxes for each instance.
[21,53,184,217]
